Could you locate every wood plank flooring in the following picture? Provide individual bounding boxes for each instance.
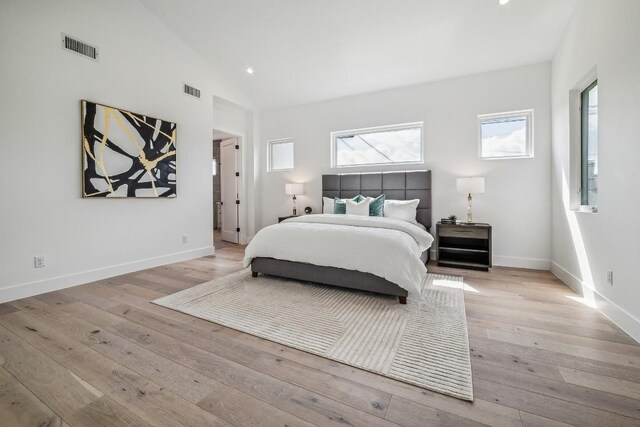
[1,244,639,426]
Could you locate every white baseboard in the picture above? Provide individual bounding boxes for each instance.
[493,255,551,270]
[0,246,215,304]
[551,262,640,343]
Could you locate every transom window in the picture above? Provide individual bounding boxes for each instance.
[581,80,598,208]
[478,110,534,159]
[268,138,294,171]
[331,122,423,168]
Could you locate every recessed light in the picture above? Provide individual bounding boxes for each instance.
[246,67,254,74]
[499,0,510,4]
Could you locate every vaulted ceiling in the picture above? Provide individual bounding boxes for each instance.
[140,0,576,109]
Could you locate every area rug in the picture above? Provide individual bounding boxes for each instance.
[153,269,473,401]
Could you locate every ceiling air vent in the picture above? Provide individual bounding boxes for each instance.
[184,83,201,99]
[61,33,98,61]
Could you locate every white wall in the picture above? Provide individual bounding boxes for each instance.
[0,0,253,302]
[259,63,552,269]
[550,0,640,341]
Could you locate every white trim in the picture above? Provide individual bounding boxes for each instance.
[492,255,550,270]
[330,122,424,168]
[478,109,534,160]
[551,262,640,343]
[571,205,598,214]
[0,246,214,304]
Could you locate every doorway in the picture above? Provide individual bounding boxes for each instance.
[213,129,241,248]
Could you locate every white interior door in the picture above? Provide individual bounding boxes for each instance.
[220,138,239,243]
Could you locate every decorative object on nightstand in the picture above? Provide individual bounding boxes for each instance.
[304,206,312,214]
[456,177,485,223]
[285,183,304,216]
[440,214,457,224]
[278,215,298,223]
[436,222,492,271]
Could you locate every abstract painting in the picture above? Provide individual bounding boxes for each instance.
[81,100,176,197]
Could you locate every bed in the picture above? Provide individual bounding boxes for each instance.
[245,171,433,303]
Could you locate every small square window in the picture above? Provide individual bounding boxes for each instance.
[478,110,533,159]
[268,138,294,171]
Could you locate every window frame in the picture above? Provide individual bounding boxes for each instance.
[477,109,534,160]
[267,137,294,172]
[580,79,598,208]
[330,122,424,169]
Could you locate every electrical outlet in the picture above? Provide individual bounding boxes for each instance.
[182,235,188,244]
[606,270,613,286]
[34,256,46,268]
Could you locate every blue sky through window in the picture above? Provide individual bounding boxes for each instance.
[480,113,530,158]
[335,126,421,166]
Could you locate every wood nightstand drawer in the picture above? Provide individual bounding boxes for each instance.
[438,226,489,239]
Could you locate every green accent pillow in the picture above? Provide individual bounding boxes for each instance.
[334,195,363,214]
[368,194,385,216]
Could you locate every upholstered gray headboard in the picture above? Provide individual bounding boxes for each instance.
[322,171,432,231]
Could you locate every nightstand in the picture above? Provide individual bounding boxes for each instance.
[436,222,492,271]
[278,215,298,223]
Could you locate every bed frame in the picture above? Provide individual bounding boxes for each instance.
[251,171,432,304]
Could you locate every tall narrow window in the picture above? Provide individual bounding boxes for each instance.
[268,138,294,171]
[581,80,598,207]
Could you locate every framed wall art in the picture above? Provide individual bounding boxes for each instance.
[81,100,177,197]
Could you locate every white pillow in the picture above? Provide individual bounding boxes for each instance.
[346,198,371,216]
[384,199,420,223]
[322,197,335,214]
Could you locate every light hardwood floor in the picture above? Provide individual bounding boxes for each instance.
[1,245,639,426]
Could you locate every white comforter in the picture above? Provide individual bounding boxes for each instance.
[243,214,434,295]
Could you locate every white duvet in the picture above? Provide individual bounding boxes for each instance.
[243,214,434,295]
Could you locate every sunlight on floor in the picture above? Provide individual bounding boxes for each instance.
[561,170,595,293]
[433,279,479,293]
[566,290,597,308]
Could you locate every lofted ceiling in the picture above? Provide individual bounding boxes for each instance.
[140,0,576,110]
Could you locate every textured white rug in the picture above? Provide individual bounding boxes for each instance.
[153,269,473,401]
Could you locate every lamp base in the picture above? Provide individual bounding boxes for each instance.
[292,194,297,217]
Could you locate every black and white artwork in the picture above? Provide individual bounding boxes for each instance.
[81,100,177,198]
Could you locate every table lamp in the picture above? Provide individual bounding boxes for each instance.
[285,183,304,216]
[456,177,485,223]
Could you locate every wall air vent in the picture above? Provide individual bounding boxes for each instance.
[61,33,98,61]
[184,83,201,99]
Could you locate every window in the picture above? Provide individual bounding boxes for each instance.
[212,158,217,176]
[331,122,423,168]
[478,110,533,159]
[581,80,598,207]
[268,138,294,171]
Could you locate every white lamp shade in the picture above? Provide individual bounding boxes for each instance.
[456,177,485,195]
[285,183,304,195]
